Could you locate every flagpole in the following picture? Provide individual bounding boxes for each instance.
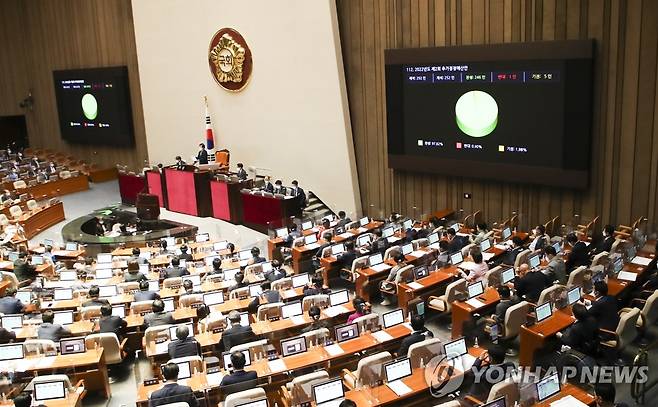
[204,95,216,162]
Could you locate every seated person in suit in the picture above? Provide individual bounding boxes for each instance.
[368,229,389,254]
[220,311,257,352]
[470,223,489,245]
[206,257,223,278]
[557,303,599,355]
[130,247,149,265]
[124,260,147,283]
[264,260,286,282]
[336,211,351,228]
[303,275,330,296]
[12,393,35,407]
[380,253,407,305]
[501,236,525,266]
[134,280,160,302]
[0,287,26,314]
[468,345,516,401]
[149,362,199,407]
[595,382,630,407]
[248,281,281,314]
[236,162,248,181]
[301,305,330,334]
[273,179,284,195]
[82,286,110,307]
[182,279,202,295]
[347,297,371,324]
[446,228,468,253]
[490,286,515,326]
[431,240,451,269]
[397,314,434,357]
[591,224,616,255]
[97,303,127,340]
[336,241,358,270]
[168,325,201,359]
[313,231,334,259]
[0,327,16,344]
[13,252,37,283]
[543,245,566,284]
[528,225,549,251]
[459,251,489,283]
[291,180,306,205]
[220,350,258,388]
[583,281,619,332]
[178,245,193,261]
[144,299,175,328]
[174,156,186,170]
[261,175,274,192]
[513,264,548,303]
[228,271,249,293]
[164,257,189,278]
[565,232,591,272]
[247,247,266,266]
[37,310,71,342]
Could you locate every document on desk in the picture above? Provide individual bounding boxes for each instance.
[305,243,320,250]
[284,289,297,298]
[387,380,412,396]
[372,330,394,343]
[155,341,169,355]
[371,263,391,272]
[429,243,441,250]
[387,236,401,243]
[466,298,486,309]
[631,256,652,266]
[410,250,426,258]
[324,305,348,317]
[550,395,589,407]
[324,344,344,356]
[268,358,287,373]
[482,252,496,261]
[290,315,306,325]
[339,232,353,239]
[494,244,508,250]
[206,372,225,387]
[617,271,637,281]
[407,281,424,290]
[456,232,469,237]
[456,354,477,371]
[36,357,55,369]
[357,227,368,233]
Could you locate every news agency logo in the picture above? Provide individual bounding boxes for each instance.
[424,355,464,398]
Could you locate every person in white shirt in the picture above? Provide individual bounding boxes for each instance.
[460,251,489,283]
[528,225,549,251]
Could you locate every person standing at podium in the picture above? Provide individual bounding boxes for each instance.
[174,156,186,170]
[195,143,209,165]
[291,180,306,206]
[236,163,248,180]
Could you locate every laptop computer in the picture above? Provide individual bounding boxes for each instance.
[312,378,345,407]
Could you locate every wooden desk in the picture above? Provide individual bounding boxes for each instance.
[451,287,500,339]
[345,346,484,406]
[22,175,89,199]
[15,320,95,340]
[17,202,66,239]
[533,383,596,406]
[397,266,458,315]
[0,260,53,275]
[355,263,392,302]
[519,308,575,367]
[0,390,85,407]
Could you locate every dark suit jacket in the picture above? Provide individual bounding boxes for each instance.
[588,295,619,331]
[397,328,434,357]
[561,316,599,355]
[179,253,193,262]
[469,359,516,400]
[82,298,110,308]
[37,323,71,342]
[337,251,357,269]
[263,182,274,193]
[566,241,590,272]
[124,272,147,283]
[144,311,175,328]
[237,168,248,180]
[293,187,306,205]
[514,272,548,303]
[164,267,189,278]
[593,236,615,255]
[13,260,37,282]
[264,269,286,282]
[0,297,24,314]
[501,246,524,266]
[134,291,159,302]
[220,325,256,352]
[494,299,514,323]
[99,315,127,339]
[196,149,208,165]
[220,370,258,387]
[447,237,467,254]
[149,382,199,407]
[168,337,201,359]
[0,327,16,344]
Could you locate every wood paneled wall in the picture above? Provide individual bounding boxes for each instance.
[0,0,147,169]
[337,0,658,231]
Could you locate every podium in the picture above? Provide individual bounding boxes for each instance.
[118,173,145,205]
[136,193,160,220]
[240,191,302,233]
[163,168,212,217]
[210,177,253,223]
[145,170,165,207]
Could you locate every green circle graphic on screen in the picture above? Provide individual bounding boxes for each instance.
[455,90,498,138]
[81,93,98,121]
